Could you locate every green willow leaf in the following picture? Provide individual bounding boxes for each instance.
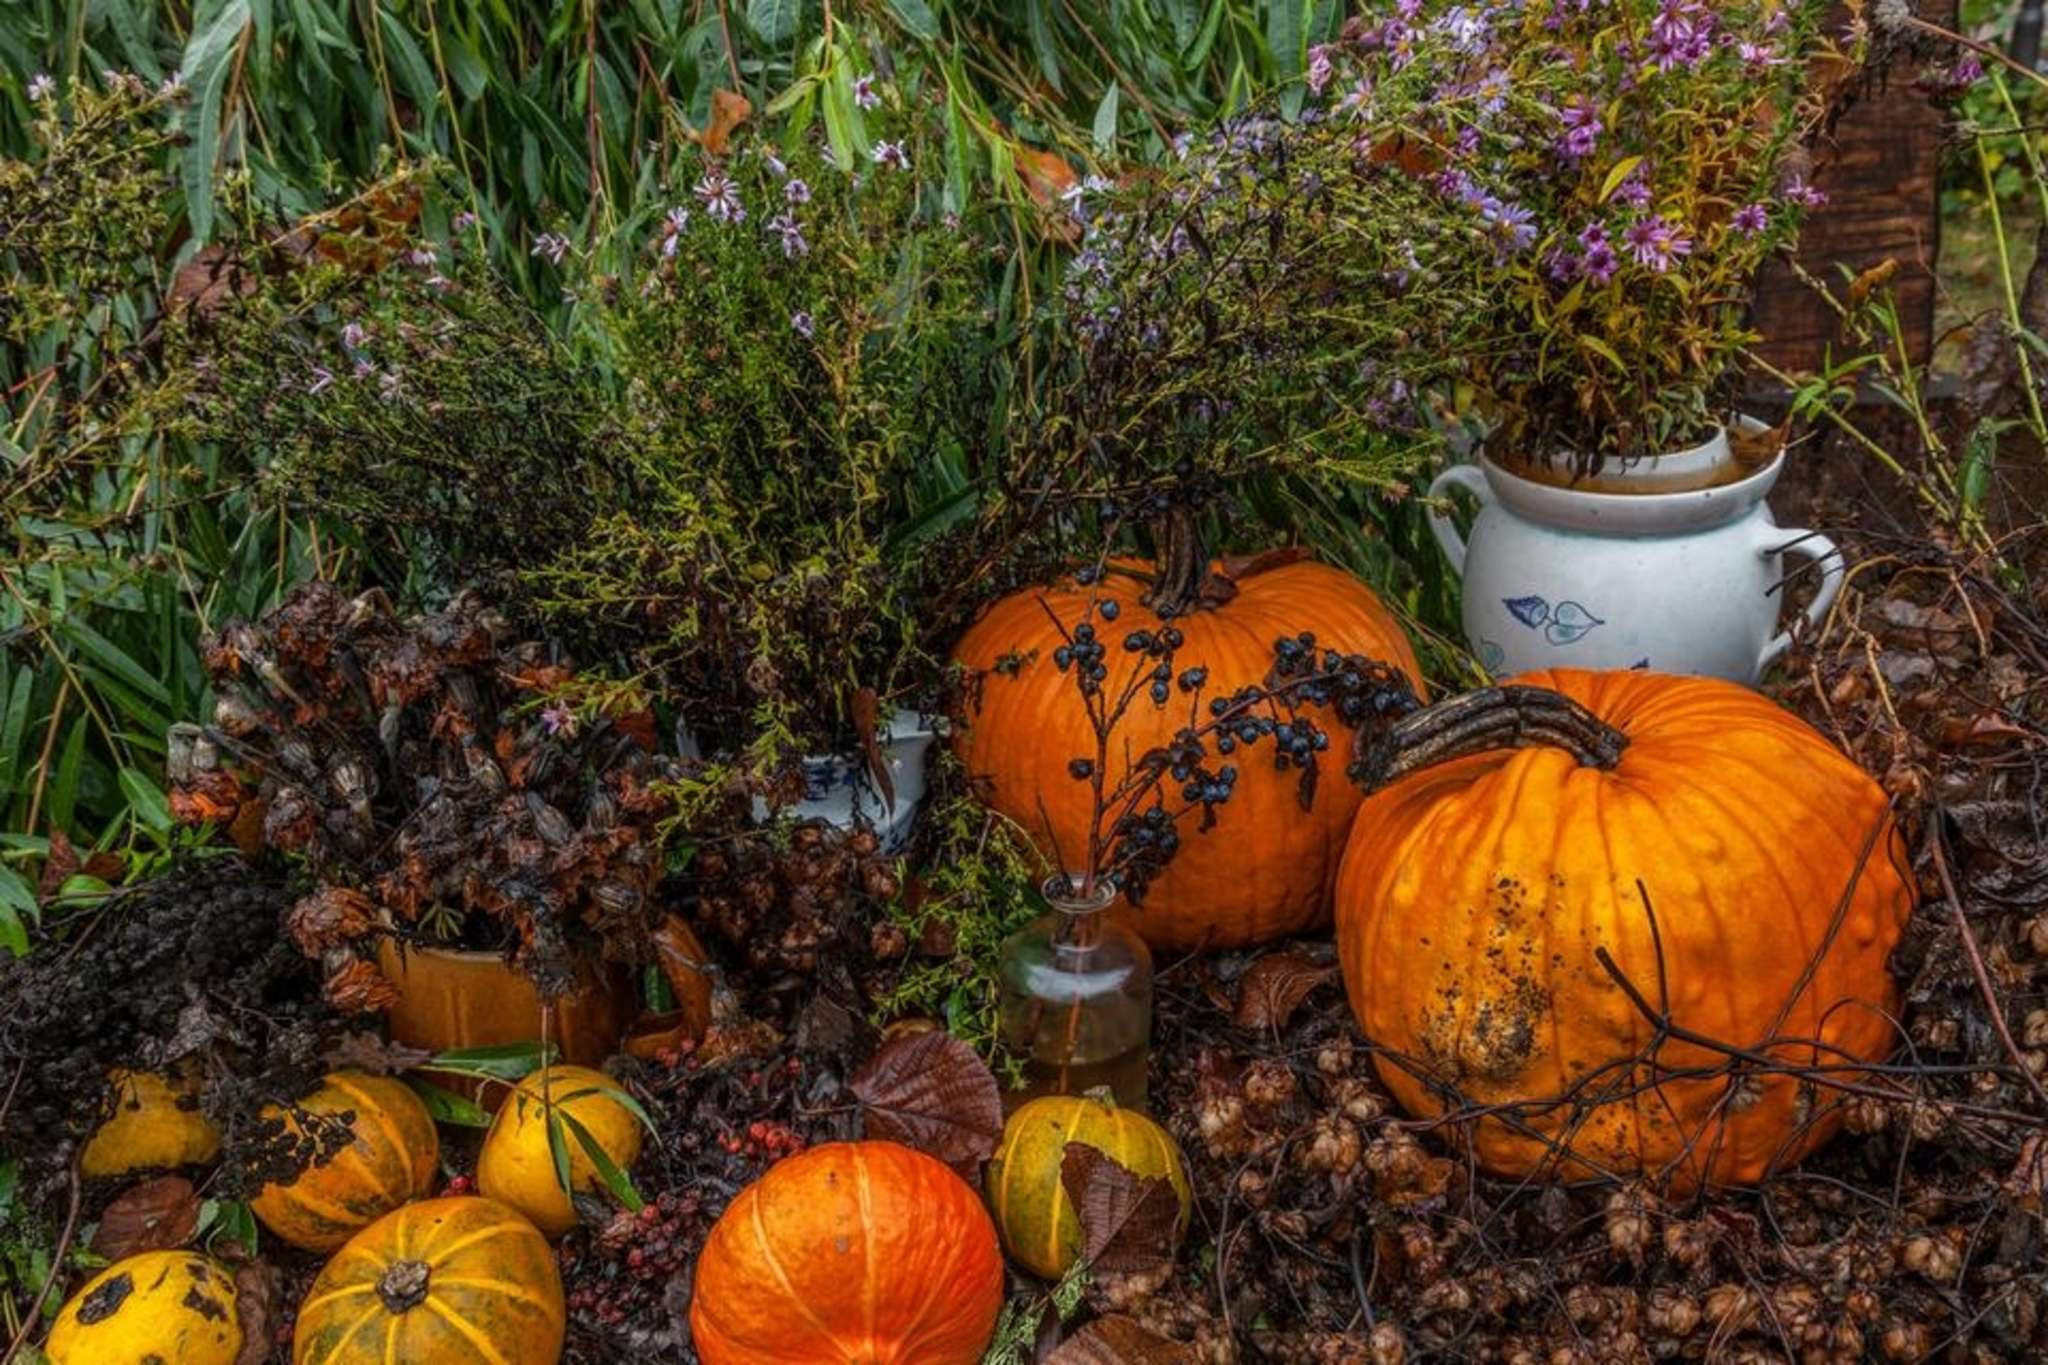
[180,0,253,246]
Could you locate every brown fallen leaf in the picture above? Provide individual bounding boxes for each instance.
[229,1259,282,1365]
[91,1176,201,1259]
[1044,1315,1195,1364]
[1060,1143,1182,1278]
[1234,951,1338,1032]
[850,1031,1003,1177]
[1018,146,1079,210]
[322,957,402,1015]
[696,87,753,157]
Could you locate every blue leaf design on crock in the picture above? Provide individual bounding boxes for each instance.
[1543,601,1605,646]
[1502,595,1552,628]
[1629,657,1651,670]
[1478,639,1506,674]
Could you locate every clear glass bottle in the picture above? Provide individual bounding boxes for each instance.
[996,873,1154,1113]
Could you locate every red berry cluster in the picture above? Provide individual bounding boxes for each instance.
[559,1192,704,1333]
[717,1118,806,1162]
[441,1173,475,1196]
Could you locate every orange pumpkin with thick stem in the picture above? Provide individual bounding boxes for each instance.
[292,1196,564,1365]
[1334,669,1913,1190]
[251,1071,440,1252]
[690,1140,1004,1364]
[951,533,1424,953]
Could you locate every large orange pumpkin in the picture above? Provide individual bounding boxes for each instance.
[292,1196,565,1365]
[1335,669,1912,1190]
[251,1071,440,1251]
[690,1140,1004,1364]
[952,553,1423,951]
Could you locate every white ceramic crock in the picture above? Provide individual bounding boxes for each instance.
[1426,427,1843,685]
[749,707,935,853]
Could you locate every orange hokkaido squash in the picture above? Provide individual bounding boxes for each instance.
[251,1071,440,1252]
[1334,669,1912,1190]
[292,1196,565,1365]
[952,552,1423,952]
[690,1141,1004,1364]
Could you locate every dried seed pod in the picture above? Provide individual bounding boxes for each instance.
[526,793,574,847]
[463,742,506,796]
[275,737,320,781]
[213,688,264,737]
[345,587,394,628]
[589,880,643,918]
[166,723,202,784]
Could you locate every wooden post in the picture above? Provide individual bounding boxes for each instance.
[1750,2,1957,377]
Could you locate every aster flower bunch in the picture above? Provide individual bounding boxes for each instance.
[1014,106,1490,614]
[1318,0,1862,466]
[531,101,1002,777]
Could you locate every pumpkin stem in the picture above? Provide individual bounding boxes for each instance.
[1141,506,1223,618]
[375,1259,433,1315]
[1354,685,1628,792]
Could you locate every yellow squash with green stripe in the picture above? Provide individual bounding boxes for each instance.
[292,1196,565,1365]
[986,1094,1191,1280]
[251,1071,439,1252]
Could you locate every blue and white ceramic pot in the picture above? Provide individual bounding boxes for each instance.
[750,707,935,854]
[1427,425,1843,686]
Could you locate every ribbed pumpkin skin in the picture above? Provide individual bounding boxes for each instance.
[952,560,1424,952]
[251,1072,440,1252]
[1335,669,1912,1190]
[292,1197,565,1365]
[80,1064,221,1178]
[47,1251,241,1365]
[690,1141,1004,1365]
[477,1065,643,1238]
[986,1095,1192,1280]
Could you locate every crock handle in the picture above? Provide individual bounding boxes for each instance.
[1757,529,1844,674]
[1426,464,1491,578]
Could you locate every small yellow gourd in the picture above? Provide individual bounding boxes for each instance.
[985,1093,1192,1280]
[476,1064,643,1237]
[80,1063,221,1178]
[46,1251,241,1365]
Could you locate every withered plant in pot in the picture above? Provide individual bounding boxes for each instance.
[955,104,1485,957]
[525,97,1005,855]
[182,583,696,1081]
[1319,1,1870,681]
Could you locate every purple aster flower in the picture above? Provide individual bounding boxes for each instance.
[695,171,745,224]
[854,74,880,110]
[768,212,809,259]
[27,73,55,102]
[872,140,910,172]
[540,703,577,738]
[1483,200,1538,260]
[1782,174,1828,208]
[1622,216,1693,272]
[377,369,403,402]
[1557,95,1603,162]
[1473,68,1512,115]
[341,322,368,350]
[407,247,437,268]
[1307,45,1335,95]
[661,206,690,258]
[530,232,570,265]
[790,310,815,339]
[784,177,812,205]
[1731,202,1769,235]
[1581,241,1619,284]
[1614,171,1653,209]
[1546,248,1582,283]
[1736,40,1783,67]
[452,210,478,232]
[1648,0,1715,70]
[306,365,335,395]
[1435,5,1493,54]
[353,360,377,381]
